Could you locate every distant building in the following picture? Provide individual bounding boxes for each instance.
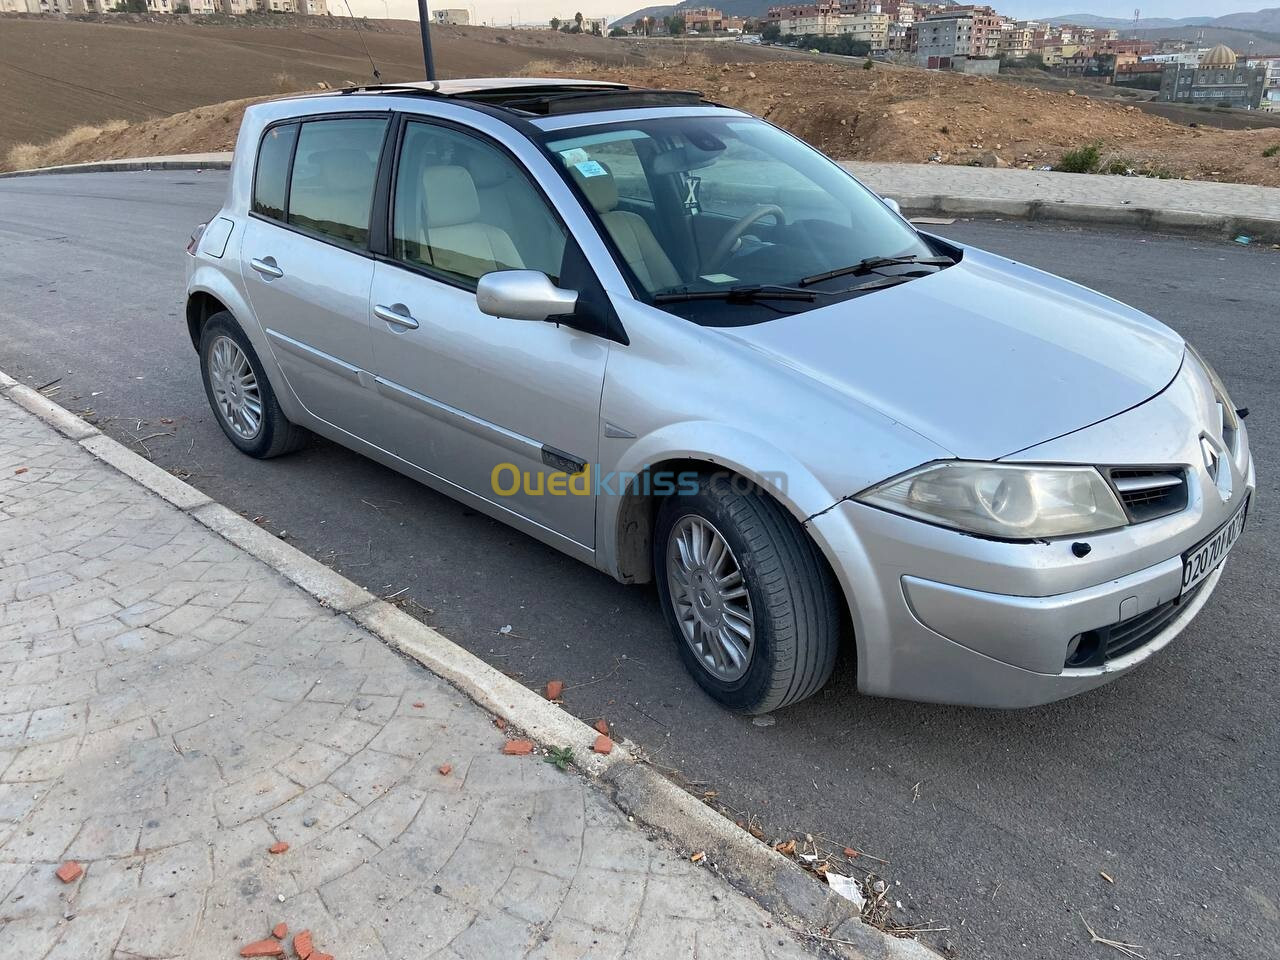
[996,22,1033,60]
[685,7,745,33]
[1159,44,1266,109]
[1248,57,1280,112]
[915,13,971,67]
[432,7,468,24]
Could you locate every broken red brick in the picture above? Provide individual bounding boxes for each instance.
[293,929,314,959]
[593,719,610,735]
[412,701,425,709]
[14,467,28,475]
[545,680,565,701]
[239,940,285,957]
[502,739,535,756]
[271,923,288,939]
[267,841,289,855]
[593,735,614,755]
[55,861,83,884]
[493,716,507,730]
[843,847,860,859]
[312,954,334,960]
[438,763,453,776]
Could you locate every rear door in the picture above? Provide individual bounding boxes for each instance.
[240,114,389,435]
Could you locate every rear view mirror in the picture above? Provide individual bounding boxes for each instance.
[476,270,579,323]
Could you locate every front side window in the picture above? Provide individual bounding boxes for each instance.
[286,117,387,249]
[545,116,940,321]
[392,121,568,286]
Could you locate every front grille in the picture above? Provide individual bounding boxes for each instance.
[1107,468,1189,523]
[1065,580,1207,668]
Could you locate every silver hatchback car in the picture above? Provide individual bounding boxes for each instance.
[186,78,1255,713]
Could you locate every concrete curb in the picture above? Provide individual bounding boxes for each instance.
[0,372,929,960]
[0,158,233,179]
[892,193,1280,243]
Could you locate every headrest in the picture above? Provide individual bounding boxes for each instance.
[465,148,512,189]
[569,163,618,214]
[423,165,480,228]
[314,149,373,190]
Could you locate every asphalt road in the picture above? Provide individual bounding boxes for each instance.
[1,171,1277,960]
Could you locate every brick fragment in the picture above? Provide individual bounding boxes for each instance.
[55,861,83,884]
[14,467,28,475]
[312,954,334,960]
[545,680,564,701]
[593,719,609,736]
[593,735,614,755]
[293,929,314,959]
[438,763,452,776]
[412,701,425,708]
[493,717,507,730]
[268,841,289,854]
[502,739,534,756]
[239,940,285,957]
[272,923,288,939]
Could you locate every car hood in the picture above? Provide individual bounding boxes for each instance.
[720,245,1185,461]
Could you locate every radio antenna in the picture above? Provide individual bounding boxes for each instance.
[342,0,383,81]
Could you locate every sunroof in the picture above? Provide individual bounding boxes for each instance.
[336,82,708,117]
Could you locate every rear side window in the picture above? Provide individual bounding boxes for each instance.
[286,117,388,249]
[251,122,298,221]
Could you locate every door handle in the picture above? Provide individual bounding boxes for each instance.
[250,257,284,280]
[373,303,420,330]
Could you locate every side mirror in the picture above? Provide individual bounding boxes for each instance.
[476,270,578,323]
[882,197,902,216]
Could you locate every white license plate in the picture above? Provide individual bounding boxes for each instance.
[1181,497,1249,595]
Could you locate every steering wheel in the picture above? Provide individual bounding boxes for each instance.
[707,204,786,272]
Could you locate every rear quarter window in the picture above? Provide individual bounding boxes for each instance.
[287,117,388,250]
[251,122,298,221]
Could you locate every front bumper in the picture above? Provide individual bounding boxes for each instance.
[805,377,1255,708]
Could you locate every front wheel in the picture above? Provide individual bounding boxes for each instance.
[199,311,308,459]
[654,474,841,714]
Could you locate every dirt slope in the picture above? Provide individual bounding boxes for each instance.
[0,17,792,157]
[5,19,1280,186]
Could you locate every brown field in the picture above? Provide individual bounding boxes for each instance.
[0,17,793,157]
[4,17,1280,186]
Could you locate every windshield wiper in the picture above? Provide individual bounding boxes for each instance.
[799,254,954,287]
[653,284,816,304]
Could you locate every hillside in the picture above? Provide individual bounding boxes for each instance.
[10,57,1280,189]
[0,16,798,158]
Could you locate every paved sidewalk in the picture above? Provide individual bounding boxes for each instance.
[842,161,1280,221]
[0,394,824,960]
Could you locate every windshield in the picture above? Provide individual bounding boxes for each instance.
[543,115,939,319]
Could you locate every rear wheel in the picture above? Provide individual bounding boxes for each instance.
[199,312,308,459]
[654,473,841,713]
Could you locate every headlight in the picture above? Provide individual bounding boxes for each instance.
[857,461,1128,540]
[1185,343,1240,453]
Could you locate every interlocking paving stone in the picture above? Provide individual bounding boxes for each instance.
[0,394,822,958]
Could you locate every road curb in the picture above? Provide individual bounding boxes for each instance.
[0,371,927,959]
[0,158,233,179]
[893,193,1280,243]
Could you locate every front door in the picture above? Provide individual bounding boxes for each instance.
[365,119,608,550]
[240,115,388,436]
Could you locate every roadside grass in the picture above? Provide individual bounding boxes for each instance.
[1265,144,1280,158]
[4,120,130,172]
[1057,141,1102,174]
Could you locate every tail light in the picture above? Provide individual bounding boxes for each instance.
[187,222,208,255]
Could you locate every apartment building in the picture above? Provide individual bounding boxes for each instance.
[685,7,745,33]
[836,11,889,47]
[996,21,1032,59]
[930,5,1000,58]
[915,14,972,67]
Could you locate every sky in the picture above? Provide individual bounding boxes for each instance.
[337,1,1248,31]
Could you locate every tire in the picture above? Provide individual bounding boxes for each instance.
[198,311,308,459]
[654,472,841,714]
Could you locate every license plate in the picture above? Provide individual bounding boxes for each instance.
[1181,496,1249,595]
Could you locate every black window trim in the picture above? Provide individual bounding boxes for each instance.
[248,110,393,259]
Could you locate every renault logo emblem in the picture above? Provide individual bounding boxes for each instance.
[1201,437,1220,481]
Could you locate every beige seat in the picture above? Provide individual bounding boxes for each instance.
[570,165,681,293]
[420,165,524,279]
